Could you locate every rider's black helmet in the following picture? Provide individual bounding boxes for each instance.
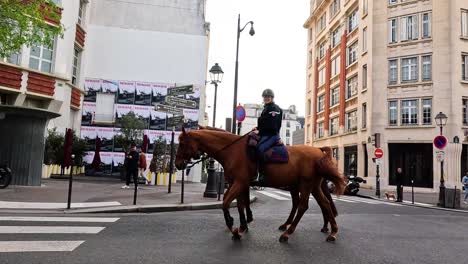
[262,89,275,98]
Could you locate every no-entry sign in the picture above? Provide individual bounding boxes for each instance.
[374,148,384,159]
[433,135,447,149]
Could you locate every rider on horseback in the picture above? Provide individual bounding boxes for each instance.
[252,89,282,184]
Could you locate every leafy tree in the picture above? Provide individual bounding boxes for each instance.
[43,128,87,166]
[114,112,145,154]
[0,0,64,58]
[149,136,166,172]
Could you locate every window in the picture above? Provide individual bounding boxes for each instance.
[346,76,358,99]
[6,52,21,65]
[72,47,82,85]
[332,147,339,160]
[347,42,358,65]
[388,59,398,84]
[330,0,340,18]
[389,0,397,5]
[318,68,326,86]
[422,55,432,81]
[332,27,341,47]
[463,99,468,125]
[330,117,339,135]
[401,99,418,125]
[331,87,340,106]
[362,0,368,16]
[401,57,418,82]
[331,56,340,77]
[286,129,290,137]
[362,27,368,52]
[462,54,468,81]
[346,111,357,132]
[29,43,54,73]
[388,18,398,43]
[309,28,313,42]
[307,99,312,115]
[422,13,431,38]
[362,103,367,128]
[422,99,432,125]
[389,101,398,125]
[462,10,468,37]
[308,50,313,65]
[307,124,311,141]
[317,14,326,32]
[348,9,358,32]
[362,64,368,89]
[318,94,325,112]
[78,0,86,25]
[286,121,291,128]
[319,42,326,59]
[317,122,324,138]
[400,15,419,41]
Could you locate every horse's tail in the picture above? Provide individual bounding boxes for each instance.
[316,147,347,196]
[321,180,338,217]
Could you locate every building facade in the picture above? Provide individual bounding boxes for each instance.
[304,0,468,191]
[0,0,89,185]
[240,104,302,146]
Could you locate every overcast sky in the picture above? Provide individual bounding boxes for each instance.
[205,0,310,128]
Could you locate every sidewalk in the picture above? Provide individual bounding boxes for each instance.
[0,176,253,213]
[358,187,468,211]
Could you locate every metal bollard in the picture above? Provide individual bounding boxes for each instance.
[67,155,75,209]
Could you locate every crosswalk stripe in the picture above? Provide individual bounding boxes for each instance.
[271,190,291,198]
[0,241,84,252]
[335,198,358,203]
[0,216,120,223]
[257,191,289,200]
[0,226,105,234]
[0,201,121,209]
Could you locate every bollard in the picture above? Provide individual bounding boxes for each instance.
[168,128,175,193]
[133,170,138,205]
[67,155,75,209]
[375,164,380,198]
[411,179,414,204]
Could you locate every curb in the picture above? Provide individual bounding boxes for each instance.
[65,196,257,214]
[357,193,468,214]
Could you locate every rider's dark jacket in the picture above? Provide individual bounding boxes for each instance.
[257,102,282,137]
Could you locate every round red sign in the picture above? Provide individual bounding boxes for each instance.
[374,148,384,159]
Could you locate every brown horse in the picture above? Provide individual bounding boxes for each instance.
[175,128,346,242]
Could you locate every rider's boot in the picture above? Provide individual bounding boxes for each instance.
[251,161,266,186]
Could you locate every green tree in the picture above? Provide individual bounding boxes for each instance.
[43,128,87,166]
[114,112,145,154]
[0,0,64,58]
[149,136,166,172]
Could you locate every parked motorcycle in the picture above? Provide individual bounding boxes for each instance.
[327,175,366,195]
[0,165,12,189]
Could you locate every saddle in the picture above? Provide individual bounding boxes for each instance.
[248,132,289,164]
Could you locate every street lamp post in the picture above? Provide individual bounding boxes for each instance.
[204,63,224,198]
[232,14,254,134]
[435,112,448,207]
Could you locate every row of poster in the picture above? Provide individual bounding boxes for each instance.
[83,152,154,167]
[82,103,199,130]
[84,78,201,107]
[80,126,183,152]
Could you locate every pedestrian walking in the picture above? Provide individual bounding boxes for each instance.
[462,171,468,204]
[122,143,139,189]
[138,146,149,185]
[395,167,404,202]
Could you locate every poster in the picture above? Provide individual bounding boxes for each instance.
[112,152,125,167]
[102,79,119,93]
[84,79,101,102]
[135,82,152,105]
[113,128,124,152]
[183,109,199,130]
[152,83,169,105]
[83,151,95,165]
[81,102,96,126]
[100,152,113,173]
[96,127,114,152]
[149,110,167,130]
[117,81,135,104]
[114,104,134,127]
[178,85,201,109]
[133,105,150,127]
[147,130,166,153]
[80,126,97,151]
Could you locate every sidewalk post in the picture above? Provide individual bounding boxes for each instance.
[181,169,186,204]
[376,164,380,198]
[168,127,175,194]
[133,173,138,205]
[411,179,414,204]
[67,155,75,209]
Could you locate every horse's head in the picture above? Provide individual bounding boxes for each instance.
[175,127,202,170]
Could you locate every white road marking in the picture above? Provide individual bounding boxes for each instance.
[0,216,120,223]
[257,191,289,200]
[335,197,358,203]
[0,201,121,209]
[0,241,84,252]
[0,226,105,234]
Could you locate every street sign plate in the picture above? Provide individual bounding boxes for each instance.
[167,115,185,127]
[236,105,246,122]
[165,96,197,109]
[154,104,183,115]
[374,148,384,159]
[167,85,193,96]
[433,135,447,149]
[375,159,382,166]
[436,150,445,162]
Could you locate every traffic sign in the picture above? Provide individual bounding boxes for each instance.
[167,115,185,127]
[165,96,197,109]
[436,150,445,162]
[154,104,183,115]
[236,105,246,122]
[375,159,382,166]
[167,85,193,96]
[374,148,384,159]
[433,135,447,149]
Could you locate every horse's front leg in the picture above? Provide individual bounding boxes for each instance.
[279,188,299,231]
[237,189,249,234]
[222,182,244,240]
[244,189,254,223]
[222,184,234,230]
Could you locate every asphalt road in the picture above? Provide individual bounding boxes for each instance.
[0,188,467,264]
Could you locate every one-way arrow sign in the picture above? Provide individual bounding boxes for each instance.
[167,85,193,96]
[154,104,183,115]
[165,96,197,109]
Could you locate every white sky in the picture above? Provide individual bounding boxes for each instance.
[205,0,310,128]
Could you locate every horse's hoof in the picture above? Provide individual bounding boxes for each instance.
[239,226,249,234]
[320,228,329,233]
[279,234,289,243]
[278,225,287,231]
[247,216,254,223]
[232,228,242,240]
[326,235,336,242]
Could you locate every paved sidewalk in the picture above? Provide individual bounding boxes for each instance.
[358,187,468,211]
[0,176,246,213]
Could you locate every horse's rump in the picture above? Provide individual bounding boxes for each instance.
[316,147,346,195]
